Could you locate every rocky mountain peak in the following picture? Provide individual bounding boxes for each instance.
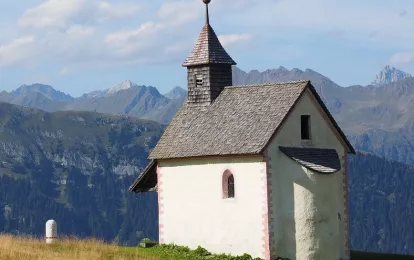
[13,83,73,102]
[164,86,187,100]
[371,65,412,86]
[107,80,137,95]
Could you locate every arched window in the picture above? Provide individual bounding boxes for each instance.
[228,174,235,198]
[222,170,235,199]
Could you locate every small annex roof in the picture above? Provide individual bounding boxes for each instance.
[128,160,157,193]
[182,23,236,66]
[149,80,355,160]
[279,146,341,174]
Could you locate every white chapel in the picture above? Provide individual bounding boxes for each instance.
[129,1,355,259]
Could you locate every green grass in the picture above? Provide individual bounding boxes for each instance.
[123,244,262,260]
[351,251,414,260]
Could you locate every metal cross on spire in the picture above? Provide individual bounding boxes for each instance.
[203,0,211,25]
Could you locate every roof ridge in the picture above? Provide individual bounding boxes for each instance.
[225,80,310,89]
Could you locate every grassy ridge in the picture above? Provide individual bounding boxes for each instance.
[0,235,260,260]
[0,235,156,260]
[1,235,413,260]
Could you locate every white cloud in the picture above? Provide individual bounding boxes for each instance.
[17,0,140,30]
[218,33,252,47]
[229,0,414,49]
[157,0,202,26]
[389,52,414,66]
[105,22,164,46]
[59,67,70,75]
[18,0,85,29]
[0,36,36,67]
[66,25,95,37]
[5,0,414,73]
[97,1,141,22]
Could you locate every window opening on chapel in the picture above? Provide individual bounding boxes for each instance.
[196,75,203,88]
[222,170,235,199]
[301,115,311,140]
[228,175,235,198]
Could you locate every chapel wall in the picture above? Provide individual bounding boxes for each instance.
[157,156,268,259]
[265,91,348,260]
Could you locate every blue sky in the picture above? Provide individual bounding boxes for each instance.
[0,0,414,97]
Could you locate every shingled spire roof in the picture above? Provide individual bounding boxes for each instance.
[182,1,236,67]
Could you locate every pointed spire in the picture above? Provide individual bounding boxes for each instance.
[182,0,236,67]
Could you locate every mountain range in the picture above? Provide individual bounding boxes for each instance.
[0,80,185,125]
[3,65,413,165]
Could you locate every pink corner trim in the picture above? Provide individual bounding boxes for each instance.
[342,153,350,258]
[261,152,272,260]
[157,165,164,244]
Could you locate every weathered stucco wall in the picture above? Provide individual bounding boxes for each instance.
[157,157,268,259]
[266,91,348,260]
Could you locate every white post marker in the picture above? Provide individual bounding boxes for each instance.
[46,220,57,244]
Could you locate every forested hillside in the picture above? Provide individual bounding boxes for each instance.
[349,152,414,254]
[0,102,160,244]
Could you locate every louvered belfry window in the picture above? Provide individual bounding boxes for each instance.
[195,75,203,88]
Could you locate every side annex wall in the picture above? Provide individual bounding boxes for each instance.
[265,90,349,259]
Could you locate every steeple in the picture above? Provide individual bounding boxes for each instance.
[183,0,236,106]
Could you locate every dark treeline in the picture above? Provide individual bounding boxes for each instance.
[349,152,414,255]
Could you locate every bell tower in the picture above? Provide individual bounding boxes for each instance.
[183,0,236,106]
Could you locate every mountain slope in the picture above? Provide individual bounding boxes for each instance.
[0,101,162,244]
[164,86,187,100]
[13,84,74,102]
[66,85,174,125]
[0,84,73,112]
[349,152,414,254]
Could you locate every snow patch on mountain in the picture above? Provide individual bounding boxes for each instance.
[107,80,137,95]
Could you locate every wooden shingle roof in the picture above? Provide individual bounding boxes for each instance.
[151,81,315,159]
[149,80,355,159]
[182,24,236,67]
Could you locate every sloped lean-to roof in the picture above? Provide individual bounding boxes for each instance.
[128,160,157,193]
[149,80,355,160]
[279,146,341,174]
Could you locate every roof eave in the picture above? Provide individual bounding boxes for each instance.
[149,152,263,161]
[182,61,237,67]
